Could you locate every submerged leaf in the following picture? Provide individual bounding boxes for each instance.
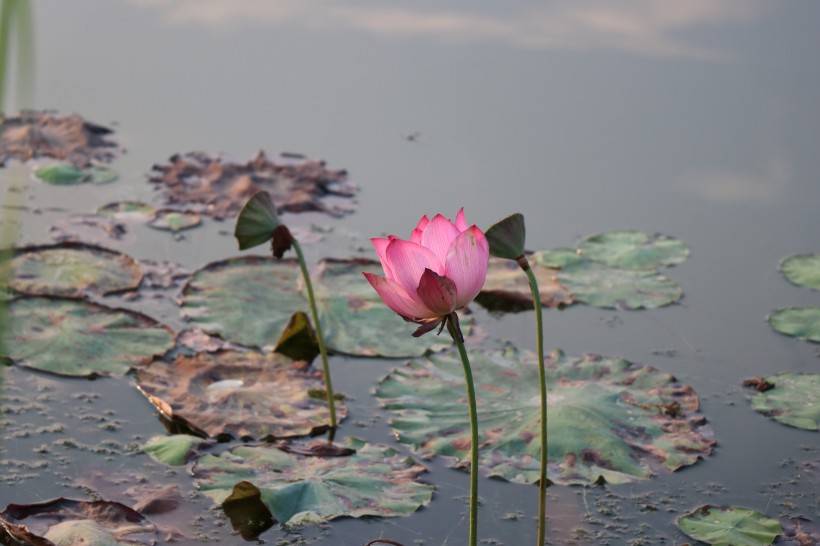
[375,347,714,485]
[780,253,820,291]
[8,243,142,297]
[768,307,820,343]
[193,439,434,524]
[3,296,175,377]
[744,373,819,430]
[136,349,346,440]
[677,505,782,546]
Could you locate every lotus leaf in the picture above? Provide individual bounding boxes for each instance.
[1,498,156,546]
[50,214,132,245]
[557,262,682,309]
[88,165,118,184]
[97,201,157,221]
[476,256,573,312]
[577,229,690,269]
[143,434,211,466]
[148,150,355,219]
[780,253,820,291]
[9,243,142,297]
[147,210,201,232]
[768,307,820,343]
[677,505,782,546]
[532,247,584,269]
[745,373,819,430]
[193,438,434,524]
[180,256,452,357]
[136,349,347,439]
[34,163,85,185]
[3,296,175,377]
[375,346,714,485]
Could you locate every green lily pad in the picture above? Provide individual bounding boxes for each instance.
[532,247,584,269]
[8,243,143,297]
[780,253,820,291]
[677,505,782,546]
[180,256,453,357]
[143,434,212,466]
[578,229,690,270]
[745,373,819,431]
[97,201,157,222]
[88,165,118,184]
[147,210,201,232]
[557,262,682,309]
[1,498,156,546]
[136,349,346,440]
[193,438,434,524]
[475,256,573,312]
[34,163,85,185]
[375,346,714,485]
[768,307,820,343]
[3,296,175,377]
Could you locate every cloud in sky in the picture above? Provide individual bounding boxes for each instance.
[129,0,764,61]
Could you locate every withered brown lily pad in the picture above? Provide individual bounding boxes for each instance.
[50,213,133,246]
[476,255,573,312]
[8,242,142,298]
[148,150,356,219]
[1,498,156,545]
[0,110,119,167]
[376,346,715,485]
[136,349,347,440]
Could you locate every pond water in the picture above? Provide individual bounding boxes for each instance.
[1,1,819,545]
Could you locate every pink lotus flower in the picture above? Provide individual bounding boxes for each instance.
[364,208,489,337]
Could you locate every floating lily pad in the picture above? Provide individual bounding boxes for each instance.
[34,163,85,185]
[677,505,782,546]
[557,262,682,309]
[50,213,132,245]
[193,437,434,524]
[578,229,689,270]
[768,307,820,343]
[780,253,820,291]
[136,349,346,440]
[147,210,201,232]
[1,498,156,545]
[475,256,573,312]
[0,110,119,167]
[181,256,453,357]
[8,243,143,297]
[143,434,212,466]
[532,247,584,269]
[744,373,819,431]
[96,201,157,222]
[375,347,714,485]
[88,165,118,184]
[149,150,356,219]
[3,296,174,377]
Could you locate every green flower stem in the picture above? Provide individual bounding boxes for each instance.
[291,240,337,430]
[446,313,479,546]
[522,261,547,545]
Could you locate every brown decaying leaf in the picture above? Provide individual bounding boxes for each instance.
[148,150,356,219]
[0,110,119,167]
[136,349,347,440]
[743,376,776,392]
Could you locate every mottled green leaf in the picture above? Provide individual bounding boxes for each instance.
[136,349,346,439]
[532,248,584,269]
[677,505,782,546]
[234,191,280,250]
[375,347,714,485]
[180,256,453,357]
[780,253,820,291]
[3,297,174,377]
[768,307,820,343]
[88,165,118,185]
[8,243,142,297]
[578,229,689,270]
[143,434,210,466]
[147,210,201,232]
[34,163,85,185]
[193,438,434,524]
[745,373,819,431]
[557,262,682,309]
[96,201,157,221]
